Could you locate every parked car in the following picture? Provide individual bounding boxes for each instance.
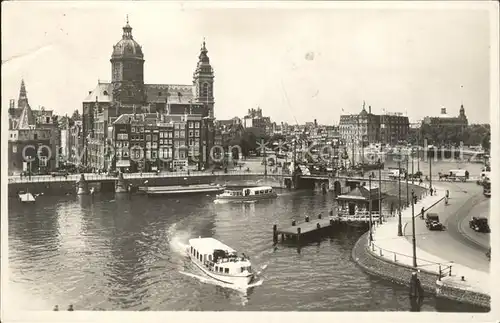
[425,213,444,231]
[469,217,490,233]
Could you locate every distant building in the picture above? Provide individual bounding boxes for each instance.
[8,80,59,174]
[243,107,272,134]
[215,117,244,146]
[339,103,409,146]
[82,18,215,171]
[423,106,468,127]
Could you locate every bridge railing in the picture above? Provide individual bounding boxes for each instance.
[8,170,271,184]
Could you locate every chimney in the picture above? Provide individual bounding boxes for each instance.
[369,106,371,114]
[441,107,446,115]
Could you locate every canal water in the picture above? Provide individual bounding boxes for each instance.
[7,168,486,312]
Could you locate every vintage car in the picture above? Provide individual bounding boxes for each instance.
[469,216,490,233]
[425,213,444,231]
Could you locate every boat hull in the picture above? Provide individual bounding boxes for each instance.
[188,253,254,285]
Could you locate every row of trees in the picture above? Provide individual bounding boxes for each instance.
[408,124,490,151]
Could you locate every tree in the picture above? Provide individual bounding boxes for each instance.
[71,109,82,121]
[482,133,490,152]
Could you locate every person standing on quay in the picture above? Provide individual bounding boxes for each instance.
[430,187,434,196]
[67,305,74,311]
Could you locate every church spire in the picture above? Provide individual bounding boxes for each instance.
[198,38,210,64]
[18,79,29,109]
[122,15,133,40]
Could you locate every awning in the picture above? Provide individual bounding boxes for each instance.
[116,160,130,167]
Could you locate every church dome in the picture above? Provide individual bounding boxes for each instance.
[111,19,143,59]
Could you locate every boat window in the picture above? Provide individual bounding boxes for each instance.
[208,255,212,261]
[255,191,259,195]
[215,266,218,271]
[241,267,245,273]
[224,268,229,274]
[219,267,223,273]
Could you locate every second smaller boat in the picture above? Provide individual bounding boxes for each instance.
[215,186,277,202]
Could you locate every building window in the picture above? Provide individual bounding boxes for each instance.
[132,127,136,132]
[180,131,185,138]
[153,135,158,141]
[195,122,200,129]
[160,132,164,138]
[189,130,194,137]
[189,122,194,128]
[146,135,151,141]
[12,145,17,153]
[175,131,179,138]
[195,130,200,137]
[158,91,162,96]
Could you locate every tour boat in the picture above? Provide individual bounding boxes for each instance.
[18,191,36,204]
[215,186,277,202]
[141,184,224,196]
[187,237,255,285]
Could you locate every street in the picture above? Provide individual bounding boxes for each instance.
[403,182,489,273]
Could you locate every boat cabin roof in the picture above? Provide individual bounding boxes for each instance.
[248,186,273,191]
[189,237,235,254]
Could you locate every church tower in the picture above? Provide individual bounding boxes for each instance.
[18,79,30,109]
[193,39,215,118]
[110,16,146,105]
[459,104,468,126]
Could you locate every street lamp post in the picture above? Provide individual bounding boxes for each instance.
[429,153,432,192]
[411,189,417,268]
[398,157,403,236]
[406,156,409,207]
[378,158,382,224]
[411,153,415,185]
[369,175,373,242]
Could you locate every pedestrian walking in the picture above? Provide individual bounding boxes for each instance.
[53,305,59,311]
[446,190,449,199]
[421,207,425,219]
[430,187,434,196]
[67,305,74,311]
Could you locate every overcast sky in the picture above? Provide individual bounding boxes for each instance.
[1,2,495,125]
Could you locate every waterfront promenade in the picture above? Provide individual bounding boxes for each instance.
[366,181,490,307]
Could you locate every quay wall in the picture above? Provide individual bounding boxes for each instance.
[435,279,491,309]
[352,232,439,295]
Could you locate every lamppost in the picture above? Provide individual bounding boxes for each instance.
[429,152,433,192]
[369,174,373,242]
[411,153,415,185]
[411,189,417,268]
[406,155,409,207]
[378,158,382,224]
[398,150,403,236]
